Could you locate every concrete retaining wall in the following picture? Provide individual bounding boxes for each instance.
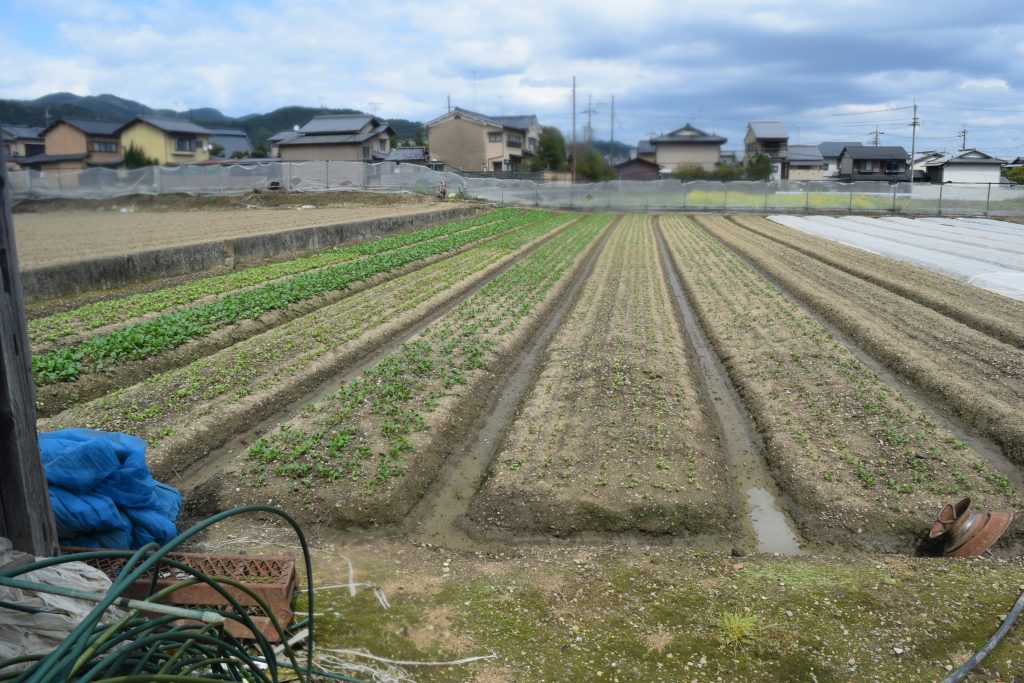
[21,205,480,302]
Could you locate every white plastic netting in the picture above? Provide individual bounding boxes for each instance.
[8,161,1024,217]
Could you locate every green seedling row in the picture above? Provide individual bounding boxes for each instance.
[28,208,527,345]
[33,209,552,385]
[244,213,613,492]
[47,212,579,450]
[659,216,1017,536]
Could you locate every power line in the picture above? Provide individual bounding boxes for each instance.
[827,106,914,117]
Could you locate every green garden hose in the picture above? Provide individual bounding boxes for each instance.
[0,505,364,683]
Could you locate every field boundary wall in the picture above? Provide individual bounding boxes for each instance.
[8,160,1024,218]
[19,204,478,302]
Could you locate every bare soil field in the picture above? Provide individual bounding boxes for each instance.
[700,215,1024,465]
[728,214,1024,349]
[14,196,469,268]
[471,214,732,535]
[25,210,1024,681]
[661,215,1019,551]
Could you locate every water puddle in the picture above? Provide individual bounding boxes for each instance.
[654,218,806,555]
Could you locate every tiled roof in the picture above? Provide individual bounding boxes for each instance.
[118,116,212,135]
[842,145,907,160]
[491,114,540,131]
[426,107,539,131]
[44,118,123,136]
[651,124,726,145]
[268,130,301,143]
[924,149,1006,167]
[1,124,43,140]
[381,146,427,161]
[278,124,391,146]
[208,128,253,156]
[298,115,377,134]
[817,141,862,158]
[749,121,788,140]
[788,145,825,164]
[17,152,90,164]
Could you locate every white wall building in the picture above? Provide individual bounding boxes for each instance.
[925,149,1006,184]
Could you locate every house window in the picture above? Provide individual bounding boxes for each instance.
[488,131,502,143]
[362,146,370,160]
[379,138,387,153]
[90,140,118,153]
[861,160,878,173]
[174,137,197,152]
[507,134,522,148]
[527,137,537,152]
[884,160,902,173]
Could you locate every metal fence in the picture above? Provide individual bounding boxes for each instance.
[9,161,1024,217]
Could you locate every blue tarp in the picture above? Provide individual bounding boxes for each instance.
[38,429,180,549]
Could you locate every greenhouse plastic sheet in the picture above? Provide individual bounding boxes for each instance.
[769,215,1024,300]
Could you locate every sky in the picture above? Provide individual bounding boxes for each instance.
[2,0,1023,159]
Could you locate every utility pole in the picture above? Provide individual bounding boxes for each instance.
[958,124,969,150]
[0,145,58,556]
[571,76,577,182]
[447,95,451,114]
[909,101,919,188]
[872,126,884,146]
[582,95,599,146]
[368,102,381,117]
[609,95,615,162]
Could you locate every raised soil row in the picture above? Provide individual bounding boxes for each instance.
[42,212,581,481]
[202,214,615,526]
[660,215,1019,551]
[729,214,1024,349]
[700,215,1024,466]
[469,215,733,535]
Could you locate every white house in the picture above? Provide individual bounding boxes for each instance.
[924,149,1006,184]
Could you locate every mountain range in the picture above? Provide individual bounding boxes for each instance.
[0,92,425,151]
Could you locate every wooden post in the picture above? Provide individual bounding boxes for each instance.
[0,146,58,556]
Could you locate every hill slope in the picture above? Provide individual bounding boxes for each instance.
[0,93,425,150]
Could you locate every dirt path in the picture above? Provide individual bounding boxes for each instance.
[701,215,1024,465]
[13,202,469,268]
[729,214,1024,348]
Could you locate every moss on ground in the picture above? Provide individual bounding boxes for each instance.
[293,542,1024,682]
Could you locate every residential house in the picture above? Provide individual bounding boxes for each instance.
[424,107,542,172]
[836,145,908,181]
[635,139,655,163]
[207,127,253,158]
[744,122,789,180]
[2,124,45,168]
[817,141,863,178]
[786,145,827,181]
[36,118,124,169]
[116,116,212,165]
[924,149,1006,184]
[718,150,739,166]
[614,157,661,181]
[277,114,394,162]
[268,129,301,157]
[911,150,944,181]
[650,124,726,173]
